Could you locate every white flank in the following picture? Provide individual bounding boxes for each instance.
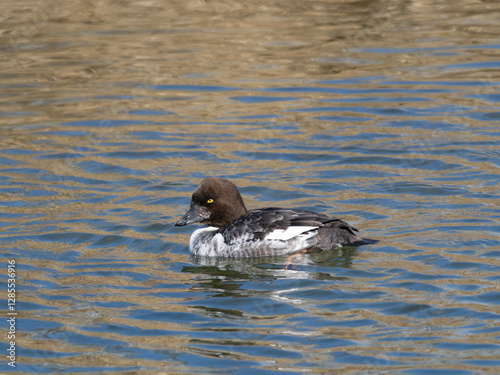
[265,226,318,241]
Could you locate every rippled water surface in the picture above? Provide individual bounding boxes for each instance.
[1,1,500,373]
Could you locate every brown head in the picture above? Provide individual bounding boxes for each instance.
[175,177,248,228]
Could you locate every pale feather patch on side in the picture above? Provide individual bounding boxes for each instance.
[269,228,318,252]
[265,226,318,241]
[211,233,226,256]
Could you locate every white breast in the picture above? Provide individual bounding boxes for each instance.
[190,226,220,256]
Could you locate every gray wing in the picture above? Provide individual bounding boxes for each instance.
[218,208,359,257]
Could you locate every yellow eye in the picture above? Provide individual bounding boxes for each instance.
[207,198,214,204]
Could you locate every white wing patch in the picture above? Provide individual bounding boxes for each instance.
[266,226,318,241]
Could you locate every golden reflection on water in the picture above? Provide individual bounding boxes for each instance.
[2,0,499,126]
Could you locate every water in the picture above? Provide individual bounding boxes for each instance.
[1,1,500,373]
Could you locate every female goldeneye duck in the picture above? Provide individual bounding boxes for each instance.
[175,177,366,258]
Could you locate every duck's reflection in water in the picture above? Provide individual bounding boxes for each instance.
[184,245,359,281]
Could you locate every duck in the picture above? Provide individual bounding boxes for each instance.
[175,177,367,258]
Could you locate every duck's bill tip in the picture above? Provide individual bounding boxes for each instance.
[174,219,186,226]
[175,205,203,226]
